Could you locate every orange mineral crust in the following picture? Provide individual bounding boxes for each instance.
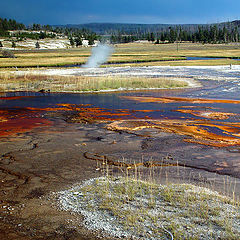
[0,96,34,101]
[0,110,8,122]
[107,119,240,147]
[0,104,143,137]
[175,109,237,120]
[0,109,52,137]
[121,96,240,104]
[2,100,240,147]
[28,104,133,121]
[0,118,52,137]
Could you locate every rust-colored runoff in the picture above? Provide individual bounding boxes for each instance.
[1,97,240,148]
[121,96,240,104]
[0,109,51,137]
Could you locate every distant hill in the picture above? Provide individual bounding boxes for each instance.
[224,20,240,27]
[55,21,240,35]
[55,23,206,35]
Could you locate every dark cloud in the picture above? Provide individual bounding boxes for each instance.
[0,0,239,24]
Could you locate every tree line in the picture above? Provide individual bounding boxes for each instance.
[0,17,99,47]
[111,25,240,44]
[0,18,57,39]
[156,25,239,44]
[0,18,25,36]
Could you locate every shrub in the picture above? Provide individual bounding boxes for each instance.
[2,50,15,58]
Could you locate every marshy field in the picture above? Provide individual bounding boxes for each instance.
[1,42,240,240]
[0,42,240,69]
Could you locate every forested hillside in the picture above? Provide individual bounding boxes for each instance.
[1,17,240,45]
[58,21,240,44]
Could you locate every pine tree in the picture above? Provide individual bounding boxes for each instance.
[234,26,239,42]
[160,33,166,42]
[69,37,74,47]
[88,35,95,45]
[35,41,40,49]
[169,28,176,43]
[197,26,204,43]
[147,33,151,42]
[110,35,117,44]
[223,26,228,43]
[212,25,218,43]
[11,41,16,48]
[150,32,155,42]
[75,36,82,47]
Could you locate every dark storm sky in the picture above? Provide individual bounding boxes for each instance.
[1,0,240,25]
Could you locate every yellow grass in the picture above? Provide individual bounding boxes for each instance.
[1,42,240,68]
[0,72,188,92]
[103,58,239,67]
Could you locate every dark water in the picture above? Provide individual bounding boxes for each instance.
[0,80,239,123]
[51,57,240,68]
[1,66,240,135]
[186,56,240,61]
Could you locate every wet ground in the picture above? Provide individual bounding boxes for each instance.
[1,65,240,239]
[1,119,240,240]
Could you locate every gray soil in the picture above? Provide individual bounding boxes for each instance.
[1,118,240,239]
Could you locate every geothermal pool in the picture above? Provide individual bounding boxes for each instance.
[1,65,240,143]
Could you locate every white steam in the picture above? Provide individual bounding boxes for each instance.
[82,44,114,68]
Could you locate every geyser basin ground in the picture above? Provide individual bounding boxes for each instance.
[1,65,240,239]
[15,64,240,84]
[4,64,240,92]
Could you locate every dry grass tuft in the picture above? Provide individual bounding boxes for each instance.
[0,72,188,92]
[58,175,240,240]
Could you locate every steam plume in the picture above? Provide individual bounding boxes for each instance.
[82,43,114,68]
